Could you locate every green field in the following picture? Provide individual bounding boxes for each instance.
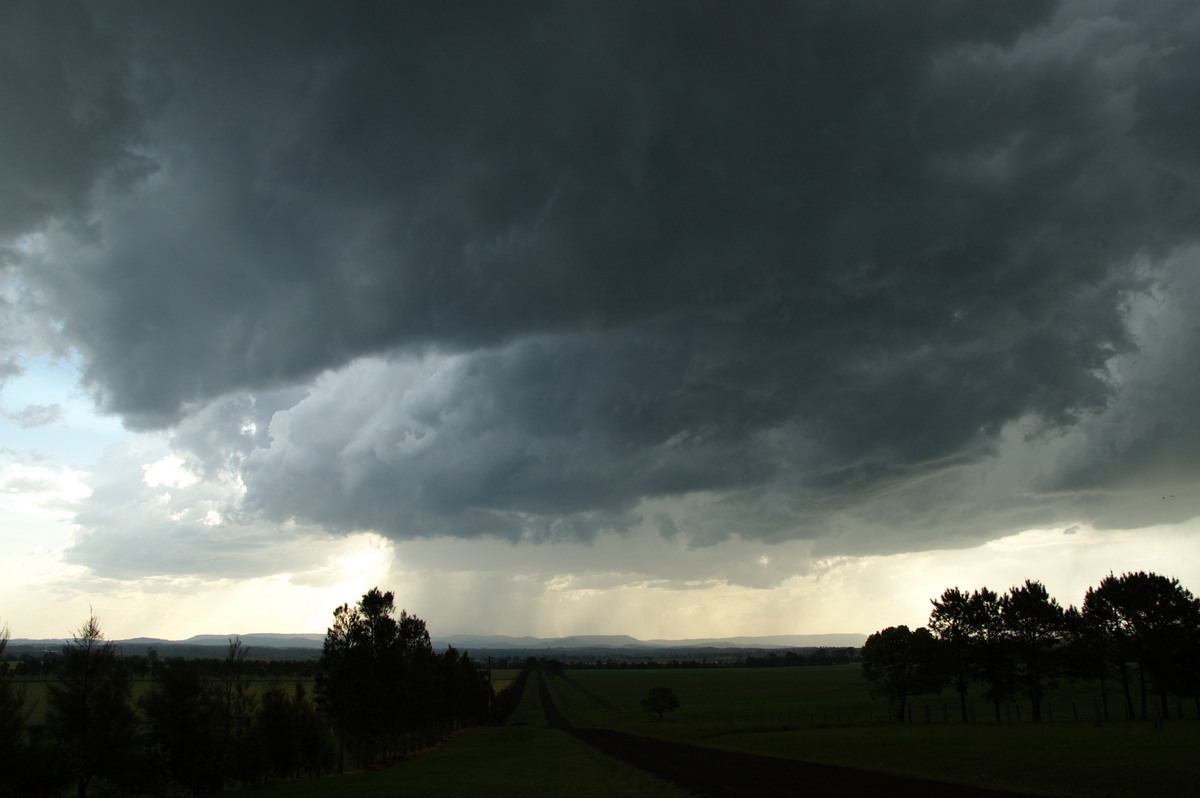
[18,664,1200,796]
[546,666,1200,797]
[11,676,316,726]
[488,667,522,694]
[237,665,688,798]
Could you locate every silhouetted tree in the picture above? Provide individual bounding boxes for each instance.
[258,683,334,779]
[0,626,30,797]
[432,648,489,734]
[928,587,976,722]
[1082,572,1200,720]
[1001,579,1067,722]
[213,638,261,782]
[46,613,138,798]
[961,587,1017,723]
[1066,599,1129,720]
[861,625,944,722]
[317,588,437,767]
[141,658,224,792]
[641,686,680,720]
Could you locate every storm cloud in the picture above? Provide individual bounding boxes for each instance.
[8,0,1200,574]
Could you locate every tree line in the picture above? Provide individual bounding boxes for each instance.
[740,648,860,668]
[0,587,491,797]
[861,572,1200,724]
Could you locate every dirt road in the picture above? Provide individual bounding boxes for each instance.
[537,672,1032,798]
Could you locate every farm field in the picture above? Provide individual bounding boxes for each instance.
[488,667,521,694]
[23,662,1196,796]
[236,665,689,798]
[10,675,318,726]
[546,665,1200,797]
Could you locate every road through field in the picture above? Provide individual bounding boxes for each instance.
[536,672,1032,798]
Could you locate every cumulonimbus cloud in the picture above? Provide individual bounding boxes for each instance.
[7,1,1200,565]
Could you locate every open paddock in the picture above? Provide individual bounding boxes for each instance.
[545,665,1200,797]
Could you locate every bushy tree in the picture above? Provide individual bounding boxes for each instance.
[431,648,489,735]
[928,587,975,722]
[1082,572,1200,720]
[317,588,436,767]
[1002,579,1067,722]
[961,587,1017,723]
[641,686,680,720]
[861,625,944,722]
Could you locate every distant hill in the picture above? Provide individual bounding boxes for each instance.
[431,633,866,650]
[8,631,865,654]
[181,633,326,649]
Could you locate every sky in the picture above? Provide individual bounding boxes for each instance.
[3,0,1200,643]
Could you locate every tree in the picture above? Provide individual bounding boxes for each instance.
[1001,579,1067,723]
[432,648,489,735]
[0,625,29,794]
[317,588,436,767]
[641,686,680,720]
[46,613,138,798]
[861,625,944,722]
[928,587,975,722]
[214,638,260,782]
[964,587,1016,723]
[141,658,224,793]
[1082,572,1200,720]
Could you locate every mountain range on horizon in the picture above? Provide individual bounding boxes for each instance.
[9,631,867,651]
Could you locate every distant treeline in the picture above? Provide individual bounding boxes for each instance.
[0,588,492,798]
[862,572,1200,725]
[3,649,321,680]
[483,648,861,671]
[740,648,861,668]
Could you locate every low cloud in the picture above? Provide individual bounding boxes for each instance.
[7,403,64,429]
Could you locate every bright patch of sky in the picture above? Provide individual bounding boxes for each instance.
[0,355,126,465]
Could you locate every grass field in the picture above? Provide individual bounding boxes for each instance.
[546,665,1200,797]
[11,675,318,726]
[17,664,1199,795]
[236,665,689,798]
[488,667,522,694]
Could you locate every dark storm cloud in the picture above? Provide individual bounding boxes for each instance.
[0,0,146,240]
[12,1,1200,551]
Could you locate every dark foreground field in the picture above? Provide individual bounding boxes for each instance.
[242,665,1200,797]
[537,672,1028,797]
